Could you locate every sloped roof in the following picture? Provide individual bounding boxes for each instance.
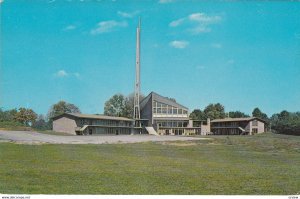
[211,117,266,123]
[52,113,134,121]
[140,92,152,110]
[140,91,188,110]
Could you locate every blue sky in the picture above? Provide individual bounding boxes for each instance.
[1,0,300,117]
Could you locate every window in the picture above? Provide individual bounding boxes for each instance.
[231,122,237,126]
[80,119,84,125]
[178,109,182,114]
[153,101,156,107]
[173,108,178,114]
[173,122,177,127]
[168,107,172,114]
[157,108,161,114]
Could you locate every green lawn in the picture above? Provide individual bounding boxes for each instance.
[0,133,299,195]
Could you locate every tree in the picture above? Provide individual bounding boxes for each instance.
[0,108,17,122]
[278,110,289,120]
[203,103,226,120]
[123,93,145,118]
[104,93,145,118]
[252,107,268,120]
[270,111,300,135]
[104,94,126,117]
[14,108,37,126]
[47,101,81,120]
[228,111,249,118]
[189,109,206,120]
[32,114,50,130]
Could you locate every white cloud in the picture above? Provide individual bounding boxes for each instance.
[55,70,68,78]
[169,40,189,49]
[169,18,185,27]
[188,26,211,34]
[0,0,4,3]
[54,70,81,78]
[90,20,128,35]
[117,11,140,18]
[159,0,174,3]
[63,25,76,31]
[189,13,221,23]
[169,12,222,34]
[211,43,222,49]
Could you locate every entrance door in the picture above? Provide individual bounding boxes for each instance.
[179,129,183,135]
[174,129,178,135]
[89,129,93,135]
[165,130,169,135]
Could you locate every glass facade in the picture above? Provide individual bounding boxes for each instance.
[154,120,188,128]
[152,100,188,117]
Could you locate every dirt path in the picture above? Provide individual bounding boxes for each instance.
[0,130,209,145]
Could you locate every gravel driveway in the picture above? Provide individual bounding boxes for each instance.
[0,130,208,144]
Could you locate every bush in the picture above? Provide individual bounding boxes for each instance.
[0,121,31,131]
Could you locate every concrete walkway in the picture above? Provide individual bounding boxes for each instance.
[0,130,208,145]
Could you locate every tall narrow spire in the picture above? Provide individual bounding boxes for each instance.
[133,18,141,128]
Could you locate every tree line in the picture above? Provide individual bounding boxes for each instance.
[189,105,268,121]
[189,104,299,135]
[0,93,299,135]
[0,101,81,130]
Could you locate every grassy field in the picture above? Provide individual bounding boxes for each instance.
[0,133,299,195]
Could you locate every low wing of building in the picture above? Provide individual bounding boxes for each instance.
[52,113,134,135]
[211,117,267,135]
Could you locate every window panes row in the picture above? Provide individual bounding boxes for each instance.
[155,120,188,128]
[153,101,188,115]
[80,119,131,127]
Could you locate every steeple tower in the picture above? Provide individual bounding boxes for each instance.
[133,18,141,129]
